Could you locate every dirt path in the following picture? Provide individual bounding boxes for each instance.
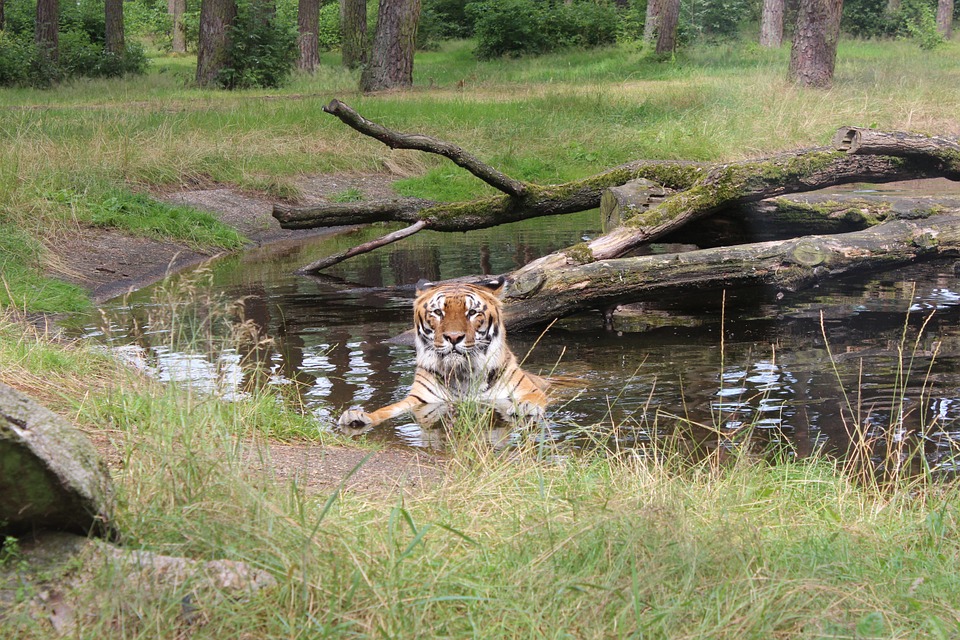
[43,173,446,494]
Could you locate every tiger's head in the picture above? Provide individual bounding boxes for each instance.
[413,277,507,375]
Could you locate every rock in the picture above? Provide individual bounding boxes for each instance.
[0,383,115,537]
[1,532,277,634]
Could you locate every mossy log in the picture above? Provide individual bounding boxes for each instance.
[500,214,960,330]
[275,102,960,275]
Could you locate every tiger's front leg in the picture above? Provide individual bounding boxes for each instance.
[337,395,424,429]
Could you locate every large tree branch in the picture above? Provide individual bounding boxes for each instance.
[501,214,960,330]
[275,110,960,275]
[581,151,960,263]
[322,99,530,197]
[273,159,705,231]
[833,126,960,162]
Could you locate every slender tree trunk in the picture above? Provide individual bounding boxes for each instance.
[644,0,680,54]
[196,0,237,87]
[341,0,368,69]
[298,0,320,72]
[360,0,420,91]
[886,0,900,14]
[35,0,58,64]
[105,0,125,56]
[643,0,658,41]
[787,0,843,88]
[168,0,187,53]
[1,0,6,31]
[936,0,954,38]
[759,0,785,47]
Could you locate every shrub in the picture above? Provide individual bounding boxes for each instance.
[467,0,619,60]
[681,0,756,41]
[318,1,342,50]
[0,0,148,86]
[895,0,944,49]
[0,32,39,87]
[216,1,298,89]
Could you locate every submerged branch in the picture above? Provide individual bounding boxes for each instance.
[295,221,427,274]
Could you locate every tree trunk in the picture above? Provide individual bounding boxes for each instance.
[196,0,237,87]
[759,0,785,47]
[341,0,368,69]
[936,0,954,38]
[1,0,6,31]
[168,0,187,53]
[360,0,420,92]
[500,215,960,330]
[644,0,681,54]
[655,0,680,55]
[886,0,901,14]
[787,0,843,88]
[105,0,125,56]
[35,0,58,64]
[298,0,320,72]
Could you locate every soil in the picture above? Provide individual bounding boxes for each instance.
[40,173,445,495]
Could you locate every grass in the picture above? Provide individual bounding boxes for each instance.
[4,301,960,637]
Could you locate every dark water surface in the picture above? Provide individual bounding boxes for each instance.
[67,193,960,472]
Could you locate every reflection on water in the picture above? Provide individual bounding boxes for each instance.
[64,204,960,475]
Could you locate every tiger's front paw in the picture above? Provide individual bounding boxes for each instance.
[338,408,374,429]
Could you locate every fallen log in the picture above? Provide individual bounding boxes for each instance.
[275,102,960,274]
[501,214,960,330]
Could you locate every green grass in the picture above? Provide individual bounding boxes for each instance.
[4,308,960,637]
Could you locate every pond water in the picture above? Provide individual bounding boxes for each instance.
[67,184,960,474]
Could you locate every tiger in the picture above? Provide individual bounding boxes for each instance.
[337,277,553,429]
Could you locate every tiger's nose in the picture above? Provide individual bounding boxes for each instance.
[444,331,465,345]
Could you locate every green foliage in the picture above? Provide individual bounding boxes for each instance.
[467,0,619,60]
[841,0,893,37]
[842,0,946,48]
[318,1,342,50]
[420,0,475,48]
[895,0,945,49]
[0,0,148,87]
[216,1,298,89]
[680,0,756,41]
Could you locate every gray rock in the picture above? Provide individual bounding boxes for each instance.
[0,383,115,537]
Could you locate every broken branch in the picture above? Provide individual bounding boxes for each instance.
[295,221,427,274]
[322,99,530,197]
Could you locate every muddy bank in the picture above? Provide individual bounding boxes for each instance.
[45,174,398,303]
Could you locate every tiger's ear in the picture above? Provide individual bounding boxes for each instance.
[477,275,506,295]
[415,279,436,295]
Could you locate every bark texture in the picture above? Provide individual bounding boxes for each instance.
[937,0,954,38]
[298,0,320,72]
[788,0,843,88]
[35,0,58,63]
[759,0,785,47]
[196,0,237,87]
[644,0,681,54]
[168,0,187,53]
[360,0,421,92]
[341,0,368,69]
[500,215,960,330]
[105,0,125,56]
